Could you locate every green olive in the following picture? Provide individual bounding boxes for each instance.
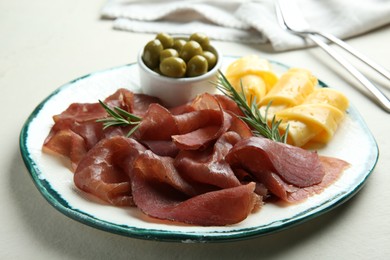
[142,39,164,69]
[201,51,217,70]
[189,32,210,49]
[160,57,187,78]
[186,55,208,77]
[159,48,179,62]
[155,33,174,49]
[180,41,203,62]
[172,39,186,52]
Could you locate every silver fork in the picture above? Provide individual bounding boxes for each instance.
[275,0,390,113]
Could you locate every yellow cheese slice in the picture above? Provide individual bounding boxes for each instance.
[225,55,278,92]
[303,88,349,111]
[276,104,345,145]
[227,74,267,104]
[260,68,318,108]
[278,120,322,147]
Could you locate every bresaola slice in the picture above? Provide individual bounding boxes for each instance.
[104,88,161,117]
[248,156,349,203]
[136,103,179,140]
[226,137,325,188]
[175,132,242,189]
[172,94,231,150]
[74,136,146,206]
[132,174,259,226]
[226,136,349,202]
[133,150,199,197]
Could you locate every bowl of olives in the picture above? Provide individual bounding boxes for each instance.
[138,32,222,107]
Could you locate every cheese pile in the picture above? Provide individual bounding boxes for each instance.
[225,55,349,147]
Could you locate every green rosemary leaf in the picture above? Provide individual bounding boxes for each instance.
[114,106,142,122]
[98,100,121,119]
[215,70,289,143]
[125,124,141,138]
[97,100,142,137]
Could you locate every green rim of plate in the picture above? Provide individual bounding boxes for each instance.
[19,59,379,242]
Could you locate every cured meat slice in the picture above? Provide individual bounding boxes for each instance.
[191,92,221,110]
[131,93,162,117]
[172,126,221,150]
[173,109,222,134]
[53,103,106,123]
[74,136,146,206]
[169,102,195,115]
[136,103,179,140]
[226,137,325,188]
[172,93,230,150]
[132,173,259,226]
[214,94,245,116]
[226,111,253,139]
[43,104,107,170]
[172,111,232,150]
[133,150,198,196]
[137,92,247,151]
[233,168,269,198]
[249,156,349,203]
[104,88,161,117]
[140,140,179,157]
[42,129,87,171]
[43,110,130,170]
[175,132,241,189]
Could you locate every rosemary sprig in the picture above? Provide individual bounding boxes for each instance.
[215,71,289,143]
[96,100,142,137]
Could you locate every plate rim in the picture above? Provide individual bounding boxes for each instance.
[19,59,379,242]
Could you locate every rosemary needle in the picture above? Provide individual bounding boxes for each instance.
[96,100,142,137]
[215,71,289,143]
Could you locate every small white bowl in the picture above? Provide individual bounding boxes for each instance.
[138,41,222,107]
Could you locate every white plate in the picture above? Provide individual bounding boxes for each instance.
[19,57,378,242]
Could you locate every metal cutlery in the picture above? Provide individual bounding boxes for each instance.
[275,0,390,113]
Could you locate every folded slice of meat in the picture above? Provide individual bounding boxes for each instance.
[42,129,87,171]
[172,111,232,150]
[248,156,349,203]
[133,150,198,197]
[226,111,253,139]
[132,172,259,226]
[74,136,146,206]
[172,125,221,151]
[52,103,106,123]
[136,103,179,140]
[104,88,161,117]
[214,94,245,117]
[190,92,222,111]
[173,109,222,134]
[226,137,349,202]
[171,93,232,150]
[226,137,325,188]
[140,140,179,157]
[49,103,107,150]
[175,132,242,189]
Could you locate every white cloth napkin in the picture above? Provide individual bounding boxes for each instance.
[101,0,390,51]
